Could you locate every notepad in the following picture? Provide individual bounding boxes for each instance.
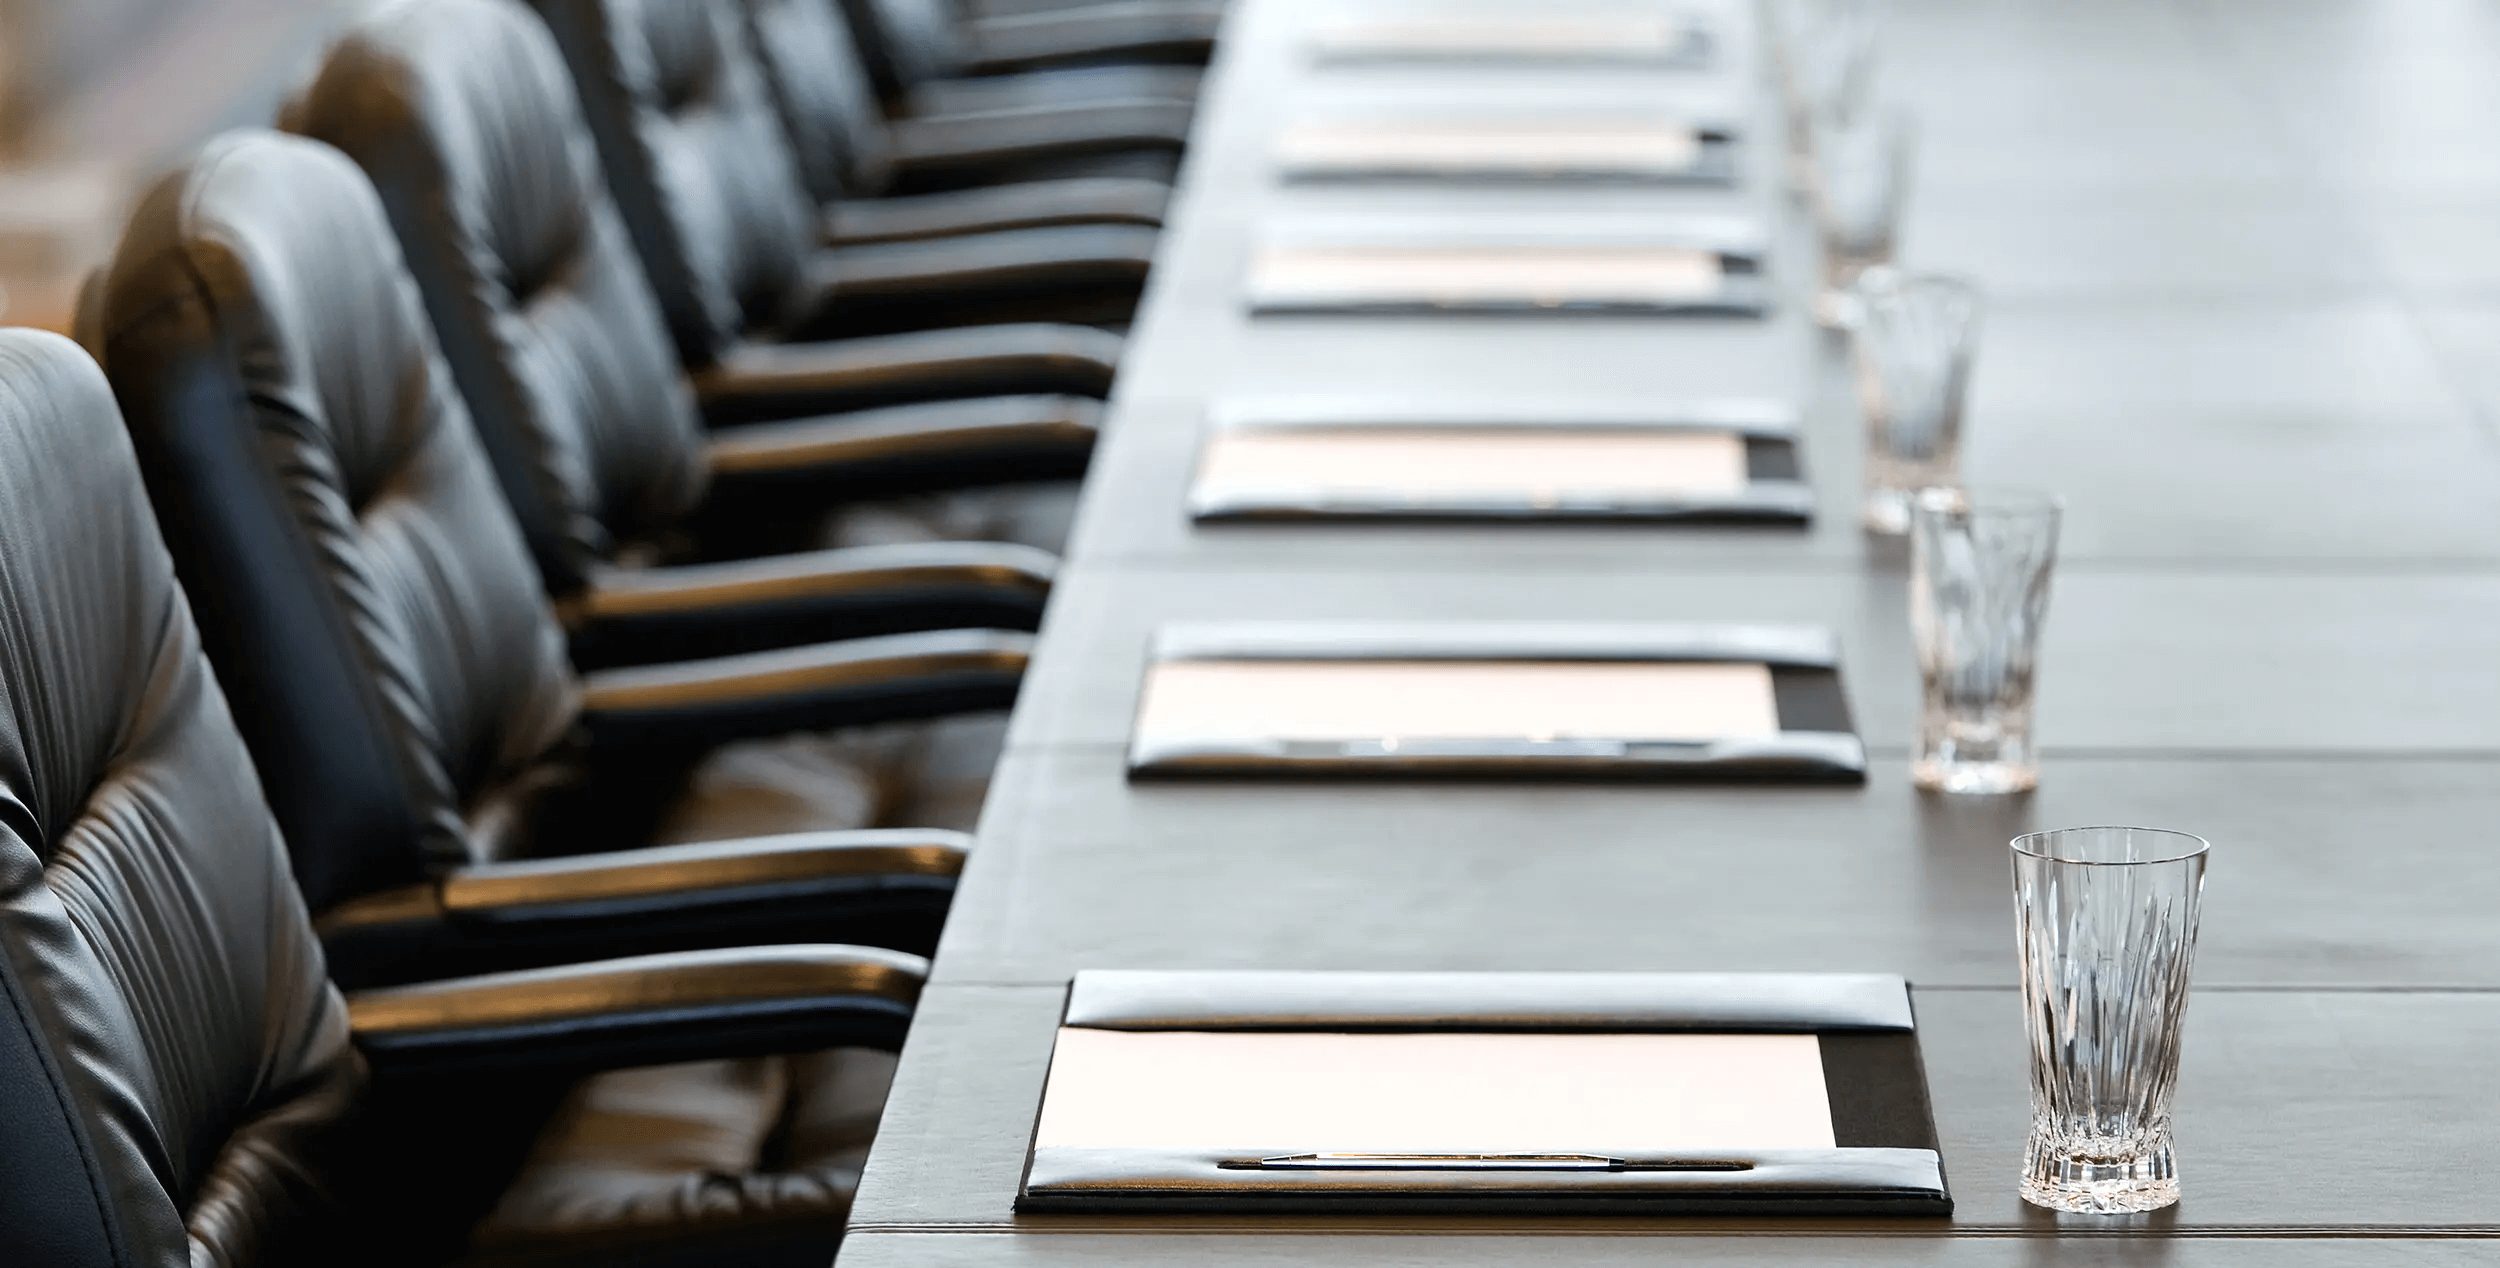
[1019,971,1940,1214]
[1195,427,1752,503]
[1134,659,1782,743]
[1251,244,1724,308]
[1312,14,1698,61]
[1276,120,1704,177]
[1035,1029,1838,1154]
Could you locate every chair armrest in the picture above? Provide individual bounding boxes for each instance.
[963,1,1223,72]
[578,628,1031,749]
[704,393,1097,500]
[566,542,1057,666]
[785,224,1156,337]
[825,178,1168,246]
[315,831,969,986]
[887,101,1191,182]
[691,324,1123,423]
[346,945,927,1077]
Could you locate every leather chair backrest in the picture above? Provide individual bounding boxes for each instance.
[88,130,580,916]
[532,0,824,368]
[0,329,362,1268]
[290,0,709,597]
[839,0,968,96]
[745,0,897,203]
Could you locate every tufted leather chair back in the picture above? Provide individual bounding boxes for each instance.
[745,0,897,202]
[88,131,580,916]
[0,329,365,1268]
[290,0,709,598]
[532,0,825,368]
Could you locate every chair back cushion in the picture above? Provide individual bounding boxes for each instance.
[90,130,579,913]
[0,329,362,1268]
[292,0,710,594]
[745,0,898,202]
[532,0,823,365]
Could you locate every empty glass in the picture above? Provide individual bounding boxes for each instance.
[2012,827,2208,1213]
[1776,0,1878,196]
[1909,487,2059,794]
[1811,108,1915,327]
[1853,271,1983,533]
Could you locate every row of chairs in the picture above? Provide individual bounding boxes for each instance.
[1,0,1211,1264]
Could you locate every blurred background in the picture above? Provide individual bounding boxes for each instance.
[0,0,359,330]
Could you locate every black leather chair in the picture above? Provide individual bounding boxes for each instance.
[531,0,1156,340]
[746,0,1177,227]
[86,130,1021,985]
[843,0,1215,119]
[289,0,1085,656]
[0,326,924,1268]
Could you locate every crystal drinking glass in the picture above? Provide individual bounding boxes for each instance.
[1777,0,1878,197]
[1853,271,1983,534]
[1909,487,2059,794]
[1811,107,1914,327]
[2012,827,2208,1213]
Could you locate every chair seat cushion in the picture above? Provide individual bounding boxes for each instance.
[884,712,1009,832]
[816,483,1082,553]
[463,1049,895,1268]
[652,731,906,844]
[638,484,1063,847]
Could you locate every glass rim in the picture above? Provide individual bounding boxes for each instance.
[2010,826,2210,866]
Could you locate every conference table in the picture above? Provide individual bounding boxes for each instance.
[843,0,2500,1262]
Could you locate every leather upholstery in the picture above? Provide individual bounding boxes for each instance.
[315,829,968,983]
[690,324,1120,421]
[703,392,1096,492]
[345,945,922,1077]
[566,542,1056,666]
[466,1049,895,1267]
[292,0,1096,604]
[574,627,1028,751]
[879,101,1186,193]
[823,179,1167,245]
[531,0,1149,358]
[842,0,1211,103]
[530,0,820,365]
[902,60,1202,122]
[961,1,1222,73]
[0,329,363,1268]
[83,130,1009,968]
[96,130,581,917]
[966,0,1129,15]
[747,0,904,199]
[0,331,926,1268]
[286,0,710,599]
[783,220,1155,337]
[843,0,964,91]
[746,0,1180,209]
